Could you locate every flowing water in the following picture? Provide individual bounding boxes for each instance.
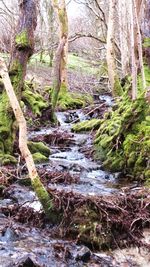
[0,96,149,266]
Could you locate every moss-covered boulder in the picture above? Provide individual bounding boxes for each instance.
[72,119,101,132]
[51,83,93,111]
[0,153,17,165]
[28,141,50,163]
[94,92,150,181]
[22,81,48,116]
[32,152,49,164]
[28,141,50,157]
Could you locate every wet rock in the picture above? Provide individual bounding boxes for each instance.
[4,185,35,205]
[64,112,79,123]
[50,150,84,161]
[15,256,41,267]
[93,253,119,267]
[0,199,14,208]
[0,228,18,242]
[75,246,91,262]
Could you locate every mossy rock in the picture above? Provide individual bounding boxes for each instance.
[22,82,48,116]
[0,153,17,165]
[94,89,150,181]
[72,119,101,132]
[51,82,93,111]
[32,152,49,164]
[58,92,93,111]
[28,141,50,157]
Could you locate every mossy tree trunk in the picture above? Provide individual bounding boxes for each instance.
[0,0,37,162]
[50,0,68,121]
[0,57,59,224]
[106,0,122,97]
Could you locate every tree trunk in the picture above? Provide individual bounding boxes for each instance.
[0,0,37,162]
[119,0,130,77]
[0,57,59,224]
[51,37,66,121]
[133,0,146,90]
[106,0,122,97]
[50,0,68,120]
[130,0,138,100]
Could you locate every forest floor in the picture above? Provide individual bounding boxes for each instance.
[0,54,150,267]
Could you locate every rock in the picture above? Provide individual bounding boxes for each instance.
[15,256,41,267]
[28,141,50,157]
[75,246,91,262]
[33,152,48,163]
[0,228,18,242]
[4,185,35,205]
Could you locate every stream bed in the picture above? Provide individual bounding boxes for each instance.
[0,96,150,266]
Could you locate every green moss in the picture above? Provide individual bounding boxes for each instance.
[15,31,30,48]
[145,170,150,180]
[57,87,93,111]
[50,81,93,118]
[32,176,61,223]
[58,8,68,35]
[114,76,123,97]
[28,141,50,157]
[0,91,14,154]
[32,152,49,163]
[137,65,150,94]
[70,204,111,249]
[143,37,150,48]
[72,119,101,132]
[22,82,48,115]
[0,153,17,165]
[94,90,150,181]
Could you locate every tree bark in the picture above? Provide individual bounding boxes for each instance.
[106,0,122,97]
[130,0,137,100]
[118,0,130,76]
[0,57,59,224]
[50,0,68,120]
[133,0,146,90]
[0,0,37,160]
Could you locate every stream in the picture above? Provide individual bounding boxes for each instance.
[0,95,149,266]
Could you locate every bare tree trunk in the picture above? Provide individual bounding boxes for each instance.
[50,0,68,120]
[119,0,130,77]
[0,57,59,224]
[51,37,66,121]
[0,0,37,162]
[130,0,137,100]
[133,0,146,89]
[106,0,122,97]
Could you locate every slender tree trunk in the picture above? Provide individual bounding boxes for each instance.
[50,0,68,120]
[133,0,146,89]
[130,0,137,100]
[119,0,130,76]
[106,0,122,97]
[0,57,59,224]
[51,37,66,121]
[0,0,37,161]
